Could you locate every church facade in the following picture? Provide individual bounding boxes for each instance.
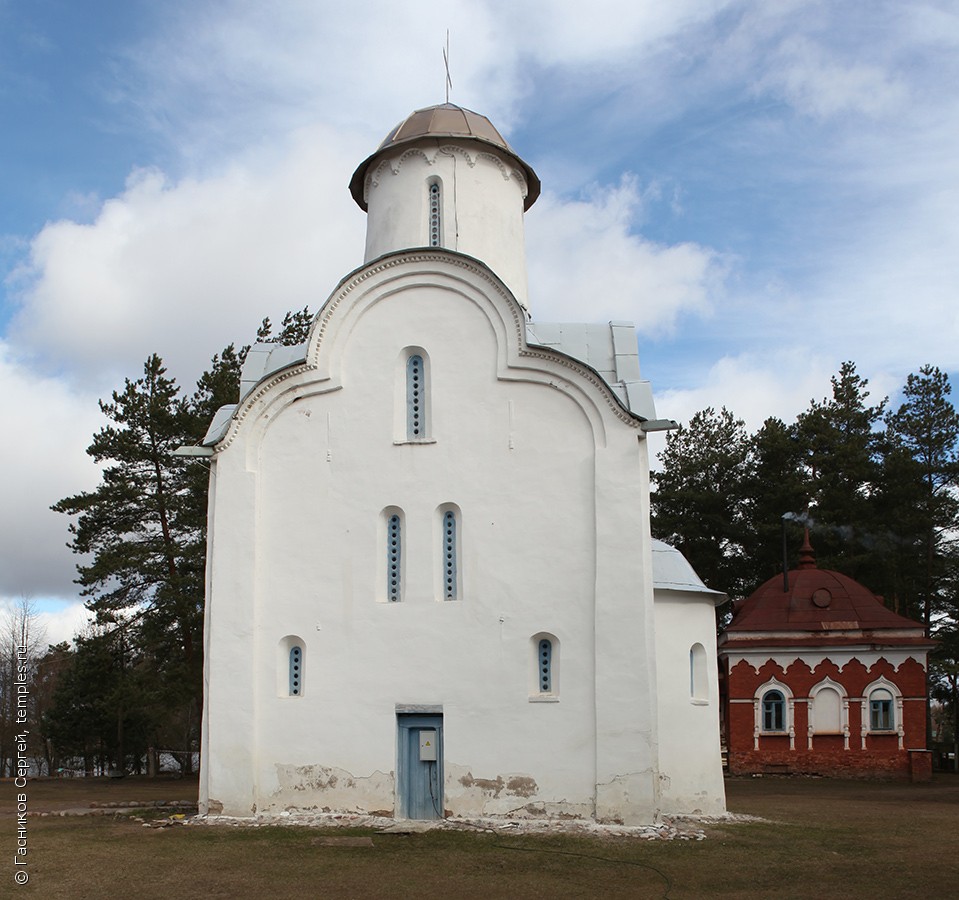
[197,104,726,823]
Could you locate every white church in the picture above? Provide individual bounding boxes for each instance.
[196,103,726,824]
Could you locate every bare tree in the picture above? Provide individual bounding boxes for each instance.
[0,597,46,776]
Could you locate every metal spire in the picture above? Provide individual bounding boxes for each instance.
[443,30,452,103]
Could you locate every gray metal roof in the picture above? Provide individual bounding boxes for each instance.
[201,320,658,446]
[651,539,726,598]
[202,404,239,446]
[239,343,305,400]
[525,321,657,421]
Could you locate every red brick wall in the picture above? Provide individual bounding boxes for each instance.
[724,654,927,778]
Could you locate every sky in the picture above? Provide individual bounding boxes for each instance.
[2,0,957,646]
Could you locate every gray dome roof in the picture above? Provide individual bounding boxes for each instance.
[349,103,540,211]
[651,539,725,598]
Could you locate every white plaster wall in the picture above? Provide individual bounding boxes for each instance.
[654,593,727,815]
[363,145,530,306]
[200,254,685,824]
[199,463,259,815]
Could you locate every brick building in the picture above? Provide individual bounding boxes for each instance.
[719,532,934,779]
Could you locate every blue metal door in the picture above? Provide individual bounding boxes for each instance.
[397,714,443,819]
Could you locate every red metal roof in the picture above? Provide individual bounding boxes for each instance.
[724,531,928,639]
[720,635,935,650]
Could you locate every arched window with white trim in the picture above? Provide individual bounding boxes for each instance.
[861,678,904,749]
[808,678,849,750]
[810,680,845,733]
[753,679,794,749]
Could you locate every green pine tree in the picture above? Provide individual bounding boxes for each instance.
[794,361,886,578]
[651,407,753,603]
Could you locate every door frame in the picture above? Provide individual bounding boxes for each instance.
[396,711,444,819]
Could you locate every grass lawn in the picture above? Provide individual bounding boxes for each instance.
[2,774,957,899]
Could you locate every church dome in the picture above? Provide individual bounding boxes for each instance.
[349,103,541,211]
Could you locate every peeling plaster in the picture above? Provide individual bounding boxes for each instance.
[269,764,395,815]
[444,763,592,820]
[264,762,658,823]
[456,772,538,798]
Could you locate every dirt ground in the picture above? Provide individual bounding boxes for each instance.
[2,773,957,899]
[0,773,196,815]
[6,770,957,817]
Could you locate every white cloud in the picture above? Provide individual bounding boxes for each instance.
[35,600,92,649]
[107,1,750,170]
[656,351,843,433]
[117,1,515,163]
[3,111,733,608]
[759,35,908,120]
[526,177,724,329]
[10,124,368,386]
[490,0,735,65]
[4,0,959,619]
[0,343,103,599]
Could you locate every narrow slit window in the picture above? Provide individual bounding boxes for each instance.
[407,355,426,439]
[289,646,303,696]
[429,182,441,247]
[443,510,457,600]
[387,514,402,601]
[538,639,552,693]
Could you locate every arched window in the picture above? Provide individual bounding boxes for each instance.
[428,181,441,247]
[869,688,894,731]
[278,636,305,698]
[289,645,303,696]
[689,643,708,702]
[530,633,559,700]
[538,639,552,693]
[387,512,402,602]
[442,509,457,601]
[395,348,432,443]
[762,690,785,732]
[753,679,794,748]
[811,686,842,733]
[407,354,426,440]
